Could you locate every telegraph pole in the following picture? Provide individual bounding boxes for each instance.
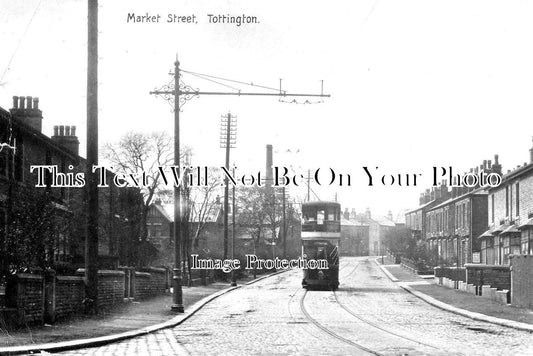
[282,186,286,259]
[220,113,236,262]
[231,182,237,286]
[85,0,99,315]
[150,56,330,311]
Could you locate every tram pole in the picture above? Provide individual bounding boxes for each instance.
[149,56,331,308]
[172,55,184,313]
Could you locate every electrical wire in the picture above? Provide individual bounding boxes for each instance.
[181,69,281,92]
[184,71,241,92]
[0,0,43,84]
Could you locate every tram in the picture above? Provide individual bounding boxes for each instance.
[301,201,341,290]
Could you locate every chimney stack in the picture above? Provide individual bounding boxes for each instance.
[10,95,43,132]
[492,154,502,175]
[52,125,80,156]
[365,208,371,220]
[266,144,273,189]
[343,208,350,220]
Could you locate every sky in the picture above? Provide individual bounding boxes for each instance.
[1,0,533,218]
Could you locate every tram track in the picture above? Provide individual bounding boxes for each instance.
[295,258,453,355]
[299,289,383,356]
[332,290,447,353]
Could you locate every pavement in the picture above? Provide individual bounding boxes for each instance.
[377,260,533,333]
[0,272,281,355]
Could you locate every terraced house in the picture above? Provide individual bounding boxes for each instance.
[0,96,144,280]
[480,141,533,265]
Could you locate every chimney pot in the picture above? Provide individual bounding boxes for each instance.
[26,96,32,109]
[12,96,19,109]
[19,96,26,109]
[65,126,71,136]
[530,136,533,164]
[33,97,39,110]
[495,154,499,165]
[71,126,76,136]
[53,125,59,136]
[59,126,64,136]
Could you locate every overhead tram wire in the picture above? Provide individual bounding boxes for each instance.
[184,71,241,92]
[181,69,282,93]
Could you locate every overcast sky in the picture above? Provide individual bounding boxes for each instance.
[1,0,533,218]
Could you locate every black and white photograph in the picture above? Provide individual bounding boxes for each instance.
[1,1,533,355]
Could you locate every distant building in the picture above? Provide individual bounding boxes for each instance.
[340,214,369,256]
[341,208,400,256]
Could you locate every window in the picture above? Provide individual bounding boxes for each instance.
[491,194,495,223]
[515,182,520,216]
[505,186,509,217]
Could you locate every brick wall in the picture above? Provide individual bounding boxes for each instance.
[510,255,533,309]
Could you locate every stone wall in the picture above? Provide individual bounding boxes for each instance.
[55,276,85,319]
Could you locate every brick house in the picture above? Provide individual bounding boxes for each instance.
[406,159,499,267]
[480,141,533,265]
[425,187,488,266]
[0,96,143,276]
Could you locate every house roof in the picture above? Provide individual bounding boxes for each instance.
[430,187,488,211]
[0,106,79,161]
[370,215,396,227]
[501,224,520,235]
[518,217,533,230]
[405,199,437,214]
[341,218,368,227]
[479,229,494,238]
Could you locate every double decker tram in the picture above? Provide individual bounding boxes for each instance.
[301,201,341,290]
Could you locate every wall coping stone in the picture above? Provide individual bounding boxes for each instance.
[75,269,125,277]
[464,264,510,271]
[15,273,44,281]
[134,272,151,278]
[56,276,84,282]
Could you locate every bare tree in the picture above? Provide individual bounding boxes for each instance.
[103,131,173,265]
[179,165,223,284]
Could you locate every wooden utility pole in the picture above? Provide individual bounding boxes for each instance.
[220,112,236,262]
[85,0,99,315]
[150,56,330,312]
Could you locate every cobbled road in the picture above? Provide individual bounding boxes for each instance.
[60,257,533,355]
